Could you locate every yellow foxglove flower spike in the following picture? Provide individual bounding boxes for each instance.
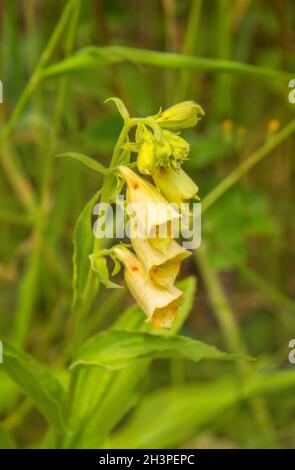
[113,247,184,329]
[117,165,180,239]
[152,167,199,206]
[130,221,191,290]
[156,101,205,130]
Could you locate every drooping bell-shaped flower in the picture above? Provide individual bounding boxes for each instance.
[152,167,199,206]
[156,101,205,130]
[113,247,184,329]
[117,165,180,239]
[130,221,191,290]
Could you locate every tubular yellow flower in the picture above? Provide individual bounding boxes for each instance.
[117,165,180,238]
[156,101,205,130]
[113,247,184,329]
[130,222,191,290]
[152,167,199,206]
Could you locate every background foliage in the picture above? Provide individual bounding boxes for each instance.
[0,0,295,449]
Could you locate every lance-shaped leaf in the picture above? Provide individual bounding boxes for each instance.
[0,340,66,430]
[56,152,109,175]
[71,330,248,370]
[72,190,100,307]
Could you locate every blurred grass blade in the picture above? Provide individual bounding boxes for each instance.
[56,152,109,175]
[0,339,66,430]
[0,427,16,449]
[41,46,291,81]
[202,119,295,213]
[108,370,295,449]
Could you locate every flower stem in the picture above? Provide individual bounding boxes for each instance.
[202,119,295,213]
[195,244,278,447]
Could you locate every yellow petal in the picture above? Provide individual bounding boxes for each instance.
[131,223,191,290]
[113,247,183,329]
[152,167,198,206]
[118,166,180,237]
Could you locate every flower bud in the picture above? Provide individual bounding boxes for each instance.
[114,247,184,329]
[136,126,157,175]
[156,101,205,130]
[162,130,190,163]
[130,221,191,290]
[154,138,172,165]
[117,165,180,237]
[152,167,199,206]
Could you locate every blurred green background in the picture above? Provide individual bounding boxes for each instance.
[0,0,295,449]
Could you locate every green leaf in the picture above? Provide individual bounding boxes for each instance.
[0,370,17,414]
[56,152,109,175]
[105,97,129,121]
[109,370,295,449]
[65,277,197,448]
[90,255,122,289]
[0,427,16,449]
[71,330,244,370]
[0,340,66,430]
[72,191,100,307]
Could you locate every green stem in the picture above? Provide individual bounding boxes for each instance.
[195,245,246,355]
[65,118,136,444]
[11,0,81,347]
[0,144,36,214]
[179,0,202,100]
[202,119,295,213]
[195,244,277,447]
[0,0,77,150]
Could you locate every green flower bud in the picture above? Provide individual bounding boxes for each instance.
[162,130,190,163]
[154,138,172,165]
[136,124,158,175]
[137,137,156,175]
[156,101,205,130]
[113,246,184,329]
[152,167,199,206]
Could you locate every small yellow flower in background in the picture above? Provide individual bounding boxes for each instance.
[267,119,280,134]
[152,167,199,206]
[156,100,205,130]
[236,126,246,138]
[117,165,180,238]
[130,221,191,290]
[222,118,233,134]
[113,246,184,329]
